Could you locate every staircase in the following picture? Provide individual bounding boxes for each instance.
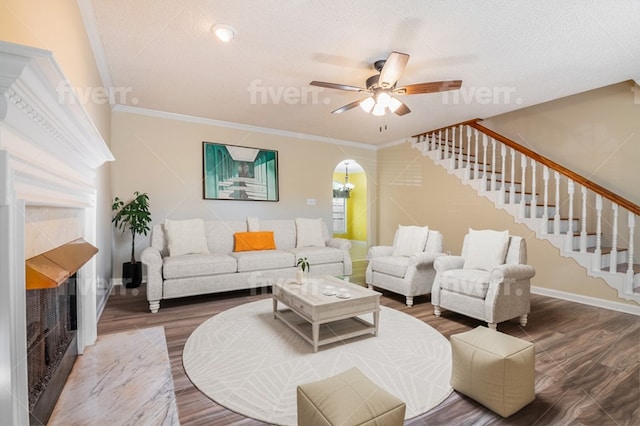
[411,119,640,306]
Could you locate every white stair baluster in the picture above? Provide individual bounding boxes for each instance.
[580,186,588,253]
[465,126,472,181]
[627,212,635,277]
[554,171,561,234]
[449,126,456,169]
[509,148,516,203]
[593,195,603,271]
[519,153,527,217]
[444,128,449,161]
[437,130,442,158]
[530,159,537,219]
[474,128,480,179]
[458,124,464,169]
[610,204,619,272]
[499,144,506,205]
[566,179,575,251]
[490,138,497,192]
[482,133,488,182]
[542,166,549,233]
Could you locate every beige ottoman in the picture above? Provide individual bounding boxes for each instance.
[450,326,535,417]
[296,367,406,426]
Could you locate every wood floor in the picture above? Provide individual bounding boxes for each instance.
[98,261,640,425]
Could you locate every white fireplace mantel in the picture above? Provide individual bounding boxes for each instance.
[0,41,114,425]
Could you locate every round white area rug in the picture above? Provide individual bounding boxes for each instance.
[183,299,452,425]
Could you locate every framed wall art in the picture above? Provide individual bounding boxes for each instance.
[202,142,279,201]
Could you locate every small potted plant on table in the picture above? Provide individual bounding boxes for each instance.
[112,191,152,288]
[296,257,310,284]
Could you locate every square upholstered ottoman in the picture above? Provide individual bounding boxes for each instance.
[296,367,406,426]
[450,326,535,417]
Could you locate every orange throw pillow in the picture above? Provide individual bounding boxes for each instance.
[234,231,276,252]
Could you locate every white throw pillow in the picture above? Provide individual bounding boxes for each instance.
[165,219,210,257]
[463,229,509,271]
[295,218,326,248]
[392,225,429,256]
[247,216,260,232]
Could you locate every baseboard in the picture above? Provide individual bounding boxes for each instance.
[532,286,640,316]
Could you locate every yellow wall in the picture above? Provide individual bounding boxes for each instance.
[110,110,376,273]
[333,171,367,241]
[376,82,639,307]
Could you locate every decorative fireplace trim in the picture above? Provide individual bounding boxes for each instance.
[0,41,113,425]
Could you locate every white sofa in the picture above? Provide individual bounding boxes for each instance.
[141,217,352,312]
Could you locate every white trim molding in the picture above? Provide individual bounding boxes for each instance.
[0,41,114,425]
[532,286,640,316]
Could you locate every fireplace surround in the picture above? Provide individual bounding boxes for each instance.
[0,41,113,425]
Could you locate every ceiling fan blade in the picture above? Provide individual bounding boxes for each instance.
[331,98,366,114]
[394,101,411,116]
[378,51,410,88]
[310,81,366,92]
[395,80,462,95]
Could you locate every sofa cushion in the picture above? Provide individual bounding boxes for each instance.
[165,219,210,257]
[295,218,326,248]
[440,269,491,298]
[288,246,344,266]
[163,253,237,279]
[204,220,247,253]
[392,225,429,256]
[463,229,509,271]
[233,231,276,252]
[260,219,297,250]
[369,256,409,278]
[232,250,295,272]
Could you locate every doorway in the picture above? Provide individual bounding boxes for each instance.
[332,160,367,261]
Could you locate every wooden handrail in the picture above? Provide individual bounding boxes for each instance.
[469,122,640,215]
[412,118,481,140]
[416,120,640,215]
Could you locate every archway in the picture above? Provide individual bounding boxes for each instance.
[332,160,367,261]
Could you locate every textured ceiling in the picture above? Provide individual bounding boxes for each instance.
[85,0,640,145]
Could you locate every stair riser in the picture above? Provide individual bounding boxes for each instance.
[547,220,580,233]
[524,205,557,218]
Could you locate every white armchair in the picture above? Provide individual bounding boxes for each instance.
[432,229,535,330]
[366,225,444,307]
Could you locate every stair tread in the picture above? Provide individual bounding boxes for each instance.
[586,247,628,254]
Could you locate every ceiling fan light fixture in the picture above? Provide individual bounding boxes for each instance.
[372,102,386,116]
[212,24,236,42]
[388,96,403,113]
[376,92,391,109]
[359,97,375,113]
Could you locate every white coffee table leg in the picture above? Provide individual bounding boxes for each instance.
[373,310,380,336]
[273,298,278,319]
[312,322,319,353]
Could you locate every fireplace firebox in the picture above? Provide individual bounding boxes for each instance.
[24,239,98,425]
[26,275,77,425]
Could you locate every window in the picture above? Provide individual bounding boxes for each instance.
[332,197,346,234]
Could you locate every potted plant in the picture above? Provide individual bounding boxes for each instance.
[112,191,152,288]
[296,257,310,283]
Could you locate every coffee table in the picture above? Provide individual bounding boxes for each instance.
[272,275,381,352]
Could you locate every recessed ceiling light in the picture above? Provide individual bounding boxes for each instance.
[212,24,235,42]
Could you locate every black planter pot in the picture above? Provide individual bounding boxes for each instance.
[122,261,142,288]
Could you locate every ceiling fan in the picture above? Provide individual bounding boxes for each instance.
[310,51,462,116]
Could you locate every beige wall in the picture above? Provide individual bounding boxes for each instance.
[376,82,639,306]
[1,0,113,287]
[110,110,376,275]
[483,80,640,205]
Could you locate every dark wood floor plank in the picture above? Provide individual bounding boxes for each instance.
[97,268,640,425]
